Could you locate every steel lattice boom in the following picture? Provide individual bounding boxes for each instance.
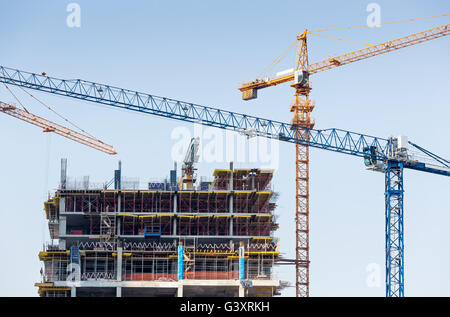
[0,101,117,155]
[0,66,391,159]
[0,66,448,173]
[238,23,450,98]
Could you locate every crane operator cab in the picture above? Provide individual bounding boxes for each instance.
[363,146,378,167]
[363,145,385,172]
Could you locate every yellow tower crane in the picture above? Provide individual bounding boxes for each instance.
[238,16,449,297]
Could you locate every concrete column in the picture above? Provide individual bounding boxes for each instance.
[173,218,177,236]
[229,162,234,236]
[117,193,121,213]
[71,286,76,297]
[58,198,67,250]
[59,197,66,212]
[229,195,233,236]
[173,194,178,212]
[238,285,245,297]
[59,216,66,235]
[173,194,177,235]
[116,286,122,297]
[177,283,183,297]
[117,217,121,235]
[229,162,234,191]
[229,213,233,235]
[117,247,123,281]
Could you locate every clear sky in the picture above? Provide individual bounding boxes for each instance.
[0,0,449,297]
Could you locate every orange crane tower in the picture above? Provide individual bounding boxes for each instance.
[238,21,449,297]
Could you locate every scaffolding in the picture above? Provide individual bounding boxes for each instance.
[37,162,281,297]
[39,241,278,284]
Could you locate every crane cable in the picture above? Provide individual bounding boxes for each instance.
[257,38,297,80]
[255,13,449,80]
[2,83,30,112]
[308,32,376,47]
[310,13,449,33]
[1,83,52,248]
[6,83,100,140]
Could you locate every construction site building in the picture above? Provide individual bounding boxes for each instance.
[35,159,281,297]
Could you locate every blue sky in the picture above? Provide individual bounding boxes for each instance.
[0,0,449,296]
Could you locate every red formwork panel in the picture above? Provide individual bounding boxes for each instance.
[122,273,177,281]
[185,271,239,280]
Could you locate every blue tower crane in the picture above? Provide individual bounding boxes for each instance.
[1,66,449,297]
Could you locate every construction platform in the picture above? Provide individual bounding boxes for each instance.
[36,160,281,297]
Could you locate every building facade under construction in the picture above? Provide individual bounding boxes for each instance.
[35,159,281,297]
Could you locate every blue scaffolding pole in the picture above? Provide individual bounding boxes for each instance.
[384,161,405,297]
[178,243,184,280]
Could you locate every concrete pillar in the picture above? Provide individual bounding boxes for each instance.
[59,197,66,212]
[117,247,123,281]
[229,195,233,236]
[238,285,245,297]
[173,218,177,236]
[71,286,76,297]
[60,158,67,189]
[229,162,234,236]
[59,216,66,235]
[229,162,234,190]
[116,286,122,297]
[117,193,121,213]
[117,217,121,235]
[173,194,177,235]
[177,283,183,297]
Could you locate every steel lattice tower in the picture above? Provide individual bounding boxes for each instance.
[385,161,405,297]
[291,31,314,297]
[295,138,310,297]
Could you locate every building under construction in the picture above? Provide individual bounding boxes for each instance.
[35,159,281,297]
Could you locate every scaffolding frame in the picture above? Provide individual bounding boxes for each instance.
[38,166,281,296]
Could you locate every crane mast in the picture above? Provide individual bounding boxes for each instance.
[238,20,450,297]
[291,30,314,297]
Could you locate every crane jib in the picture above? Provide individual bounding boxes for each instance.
[0,65,448,177]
